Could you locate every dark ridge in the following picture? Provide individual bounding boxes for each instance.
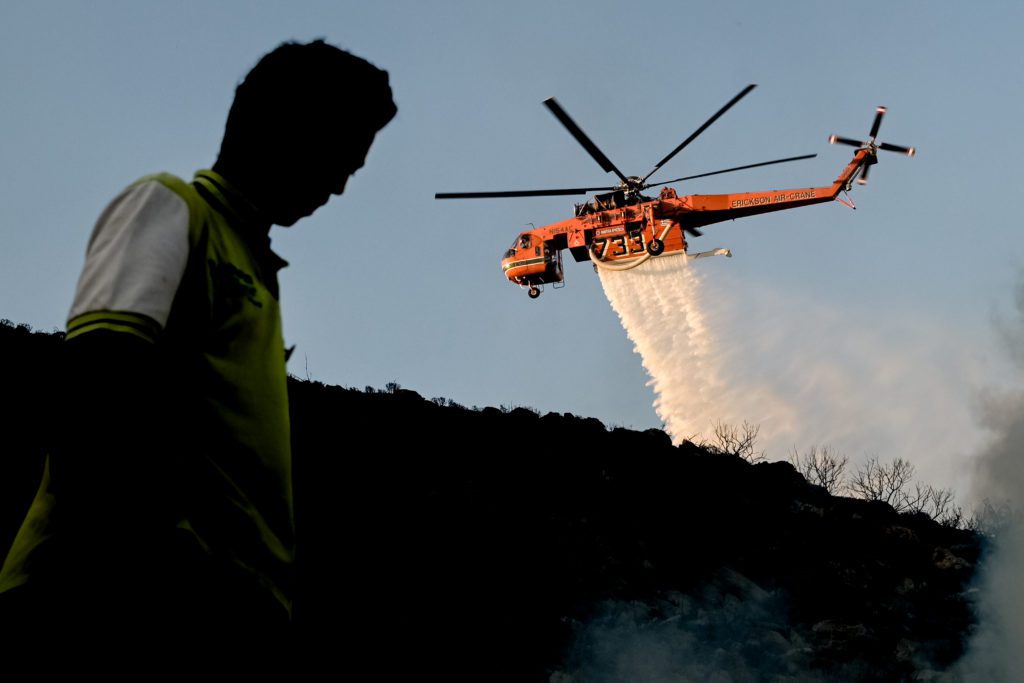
[0,320,63,556]
[1,320,981,680]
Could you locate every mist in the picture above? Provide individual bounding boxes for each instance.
[598,256,985,496]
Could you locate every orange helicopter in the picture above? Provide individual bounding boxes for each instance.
[437,85,915,299]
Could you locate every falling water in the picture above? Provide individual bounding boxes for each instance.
[598,255,727,444]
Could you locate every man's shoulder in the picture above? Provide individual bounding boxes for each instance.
[66,173,202,340]
[135,171,186,190]
[116,172,225,244]
[131,173,204,212]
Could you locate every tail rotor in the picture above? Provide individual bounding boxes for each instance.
[829,106,915,185]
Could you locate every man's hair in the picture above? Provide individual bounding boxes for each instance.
[219,40,397,159]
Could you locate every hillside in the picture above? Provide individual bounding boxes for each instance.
[0,320,981,680]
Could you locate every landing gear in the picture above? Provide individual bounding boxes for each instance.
[647,238,664,256]
[528,286,541,299]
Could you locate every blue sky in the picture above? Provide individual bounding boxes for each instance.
[3,1,1023,492]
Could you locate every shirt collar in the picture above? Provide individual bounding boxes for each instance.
[193,170,267,226]
[193,169,289,279]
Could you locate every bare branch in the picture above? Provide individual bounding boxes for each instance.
[790,445,849,495]
[849,457,917,511]
[704,421,765,463]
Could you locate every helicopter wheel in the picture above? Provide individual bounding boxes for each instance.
[528,286,541,299]
[647,239,665,256]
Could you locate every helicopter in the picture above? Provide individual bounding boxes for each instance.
[436,85,915,299]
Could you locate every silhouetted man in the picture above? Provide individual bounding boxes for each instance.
[0,40,396,647]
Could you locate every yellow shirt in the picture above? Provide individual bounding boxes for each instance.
[0,170,295,613]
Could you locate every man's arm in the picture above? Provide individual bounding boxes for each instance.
[48,179,192,594]
[53,329,165,521]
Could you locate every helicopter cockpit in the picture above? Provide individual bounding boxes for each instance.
[503,232,535,259]
[501,231,564,297]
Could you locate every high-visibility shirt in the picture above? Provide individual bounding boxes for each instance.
[0,170,295,613]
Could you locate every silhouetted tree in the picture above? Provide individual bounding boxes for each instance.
[849,456,916,510]
[704,420,765,463]
[790,445,848,495]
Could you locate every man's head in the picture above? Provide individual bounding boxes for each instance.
[216,40,397,226]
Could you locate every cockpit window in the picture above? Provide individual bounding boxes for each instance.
[504,233,533,259]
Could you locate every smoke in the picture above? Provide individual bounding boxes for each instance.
[949,277,1024,682]
[550,572,824,683]
[596,255,1023,678]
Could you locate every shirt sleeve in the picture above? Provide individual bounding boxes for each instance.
[66,180,190,343]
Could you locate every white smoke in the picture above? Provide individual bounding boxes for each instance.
[550,572,823,683]
[950,278,1024,682]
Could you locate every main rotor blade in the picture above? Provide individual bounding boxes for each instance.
[829,135,863,148]
[435,186,615,199]
[642,84,757,184]
[648,153,817,187]
[869,106,886,139]
[878,142,916,156]
[543,98,629,184]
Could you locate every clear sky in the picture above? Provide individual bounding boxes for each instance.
[3,1,1023,494]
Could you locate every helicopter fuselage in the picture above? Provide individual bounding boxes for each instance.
[501,147,871,290]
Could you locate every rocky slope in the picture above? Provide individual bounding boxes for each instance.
[0,321,981,680]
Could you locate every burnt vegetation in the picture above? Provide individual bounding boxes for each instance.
[0,320,985,680]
